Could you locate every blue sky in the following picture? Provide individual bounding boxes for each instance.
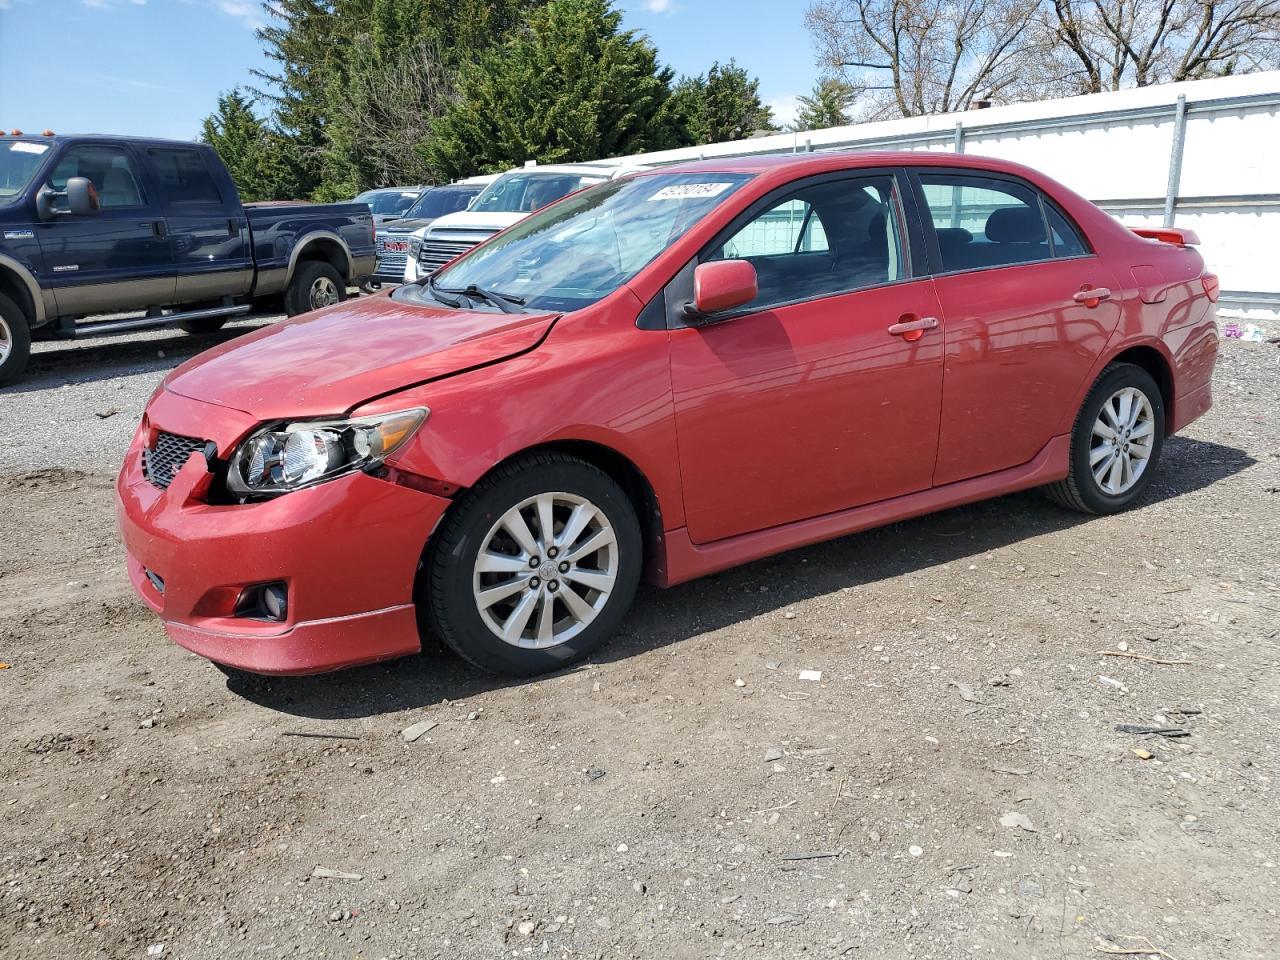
[0,0,816,140]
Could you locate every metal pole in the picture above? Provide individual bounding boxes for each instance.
[953,121,964,154]
[1164,94,1187,228]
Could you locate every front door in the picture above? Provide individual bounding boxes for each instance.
[910,171,1122,486]
[670,171,945,545]
[35,142,175,315]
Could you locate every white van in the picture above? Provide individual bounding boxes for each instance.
[403,162,646,282]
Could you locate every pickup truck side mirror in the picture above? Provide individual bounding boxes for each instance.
[36,176,100,220]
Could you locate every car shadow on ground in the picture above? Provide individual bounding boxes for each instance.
[0,319,276,395]
[225,434,1255,720]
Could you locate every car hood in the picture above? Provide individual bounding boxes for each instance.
[383,217,435,234]
[162,295,557,421]
[426,210,524,236]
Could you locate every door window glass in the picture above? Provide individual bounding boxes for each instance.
[1046,204,1088,257]
[708,175,903,312]
[48,145,145,209]
[147,148,223,205]
[919,174,1054,271]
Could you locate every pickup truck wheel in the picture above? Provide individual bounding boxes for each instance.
[178,317,229,334]
[0,291,33,387]
[284,261,346,317]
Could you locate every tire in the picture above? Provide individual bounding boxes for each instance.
[178,317,229,335]
[423,453,643,676]
[1043,362,1166,515]
[283,260,346,317]
[0,291,32,387]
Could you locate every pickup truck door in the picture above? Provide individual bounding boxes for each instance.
[144,145,252,301]
[35,142,176,315]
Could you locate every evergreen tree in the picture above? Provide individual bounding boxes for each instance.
[200,89,300,201]
[791,77,855,131]
[427,0,677,179]
[669,60,775,145]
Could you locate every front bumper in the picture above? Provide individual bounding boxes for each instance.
[116,389,451,675]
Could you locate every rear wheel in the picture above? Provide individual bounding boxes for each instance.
[423,453,643,676]
[284,261,346,317]
[1043,362,1165,514]
[177,302,230,335]
[0,291,32,387]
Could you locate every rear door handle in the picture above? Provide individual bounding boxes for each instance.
[887,315,939,341]
[1073,286,1111,306]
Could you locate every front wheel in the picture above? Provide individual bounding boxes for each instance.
[423,453,643,676]
[1043,362,1166,514]
[0,291,32,387]
[283,261,346,317]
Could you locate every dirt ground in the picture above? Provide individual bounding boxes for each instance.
[1,324,1278,960]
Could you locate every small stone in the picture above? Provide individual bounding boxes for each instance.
[784,611,796,619]
[517,920,536,937]
[798,669,822,682]
[765,659,781,670]
[328,911,342,922]
[401,719,437,743]
[1118,640,1130,652]
[763,747,784,763]
[312,867,363,881]
[138,718,155,729]
[908,845,923,857]
[616,843,629,853]
[586,767,606,782]
[147,945,165,957]
[633,881,646,894]
[1131,748,1154,760]
[734,678,746,687]
[999,812,1036,832]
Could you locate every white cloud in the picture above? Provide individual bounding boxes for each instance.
[642,0,674,12]
[766,94,801,130]
[82,0,110,7]
[213,0,265,29]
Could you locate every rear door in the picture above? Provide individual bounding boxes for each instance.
[146,145,252,302]
[669,169,946,544]
[35,141,175,314]
[909,170,1121,486]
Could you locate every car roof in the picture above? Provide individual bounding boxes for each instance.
[0,133,213,149]
[648,150,1044,182]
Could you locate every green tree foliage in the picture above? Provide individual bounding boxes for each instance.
[668,60,775,145]
[427,0,677,179]
[199,89,302,201]
[791,77,855,131]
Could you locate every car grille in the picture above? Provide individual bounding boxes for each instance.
[375,234,411,279]
[414,239,478,274]
[143,431,208,490]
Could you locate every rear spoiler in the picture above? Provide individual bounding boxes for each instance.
[1132,227,1200,247]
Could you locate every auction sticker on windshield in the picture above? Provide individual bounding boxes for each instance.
[9,141,49,155]
[648,182,736,202]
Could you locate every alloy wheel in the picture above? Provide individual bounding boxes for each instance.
[309,276,340,310]
[471,492,619,649]
[0,315,11,364]
[1090,386,1155,496]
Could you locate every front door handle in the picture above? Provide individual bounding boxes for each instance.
[1073,286,1111,307]
[151,220,167,239]
[887,315,939,342]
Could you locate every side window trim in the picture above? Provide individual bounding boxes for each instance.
[662,167,922,328]
[905,166,1095,278]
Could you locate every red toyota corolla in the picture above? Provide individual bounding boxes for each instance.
[117,152,1219,677]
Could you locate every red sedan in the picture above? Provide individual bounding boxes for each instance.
[117,153,1219,677]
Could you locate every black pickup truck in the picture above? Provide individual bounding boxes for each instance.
[0,134,376,384]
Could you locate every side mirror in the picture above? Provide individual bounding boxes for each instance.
[35,176,100,219]
[687,259,758,320]
[66,177,100,216]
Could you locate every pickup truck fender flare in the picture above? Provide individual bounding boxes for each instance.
[286,230,356,286]
[0,253,46,326]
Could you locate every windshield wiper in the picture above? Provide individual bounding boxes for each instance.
[441,283,527,314]
[426,275,465,308]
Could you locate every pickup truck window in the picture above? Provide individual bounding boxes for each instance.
[49,145,146,210]
[1,141,49,202]
[147,147,223,205]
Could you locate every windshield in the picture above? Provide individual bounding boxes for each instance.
[396,172,753,313]
[403,186,479,221]
[0,140,51,203]
[470,171,609,215]
[359,189,419,215]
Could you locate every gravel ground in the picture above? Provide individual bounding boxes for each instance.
[1,327,1278,960]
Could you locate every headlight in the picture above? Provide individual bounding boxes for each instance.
[225,408,427,497]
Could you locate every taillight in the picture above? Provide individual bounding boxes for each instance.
[1201,274,1220,302]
